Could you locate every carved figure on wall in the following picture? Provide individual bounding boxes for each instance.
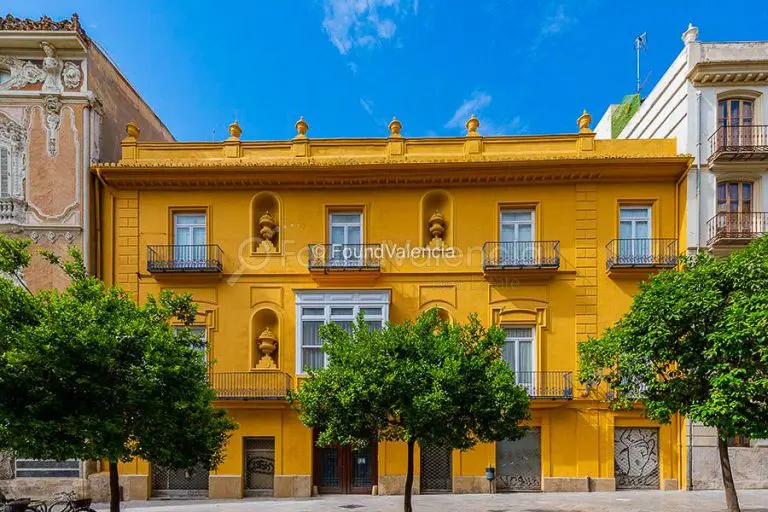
[40,41,63,93]
[43,95,62,156]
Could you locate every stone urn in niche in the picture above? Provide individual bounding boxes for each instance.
[256,326,278,369]
[257,210,277,253]
[428,210,446,248]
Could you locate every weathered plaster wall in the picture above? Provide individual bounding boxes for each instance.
[87,45,173,164]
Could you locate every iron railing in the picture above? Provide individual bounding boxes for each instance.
[707,212,768,245]
[605,238,678,269]
[308,243,381,271]
[709,124,768,161]
[483,241,560,270]
[147,245,223,273]
[516,371,573,399]
[209,372,291,400]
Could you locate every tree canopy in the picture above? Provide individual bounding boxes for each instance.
[0,235,236,512]
[290,309,530,512]
[578,236,768,512]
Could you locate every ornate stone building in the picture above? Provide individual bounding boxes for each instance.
[0,13,172,292]
[0,13,172,497]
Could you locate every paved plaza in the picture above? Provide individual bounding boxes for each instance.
[93,490,768,512]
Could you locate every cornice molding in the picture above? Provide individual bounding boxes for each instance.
[688,60,768,86]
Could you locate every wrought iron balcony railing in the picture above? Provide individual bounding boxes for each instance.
[209,371,291,400]
[147,245,223,273]
[707,212,768,246]
[516,371,573,399]
[308,243,381,271]
[605,239,678,269]
[483,241,560,271]
[709,124,768,161]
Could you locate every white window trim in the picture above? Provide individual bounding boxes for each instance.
[500,208,535,242]
[619,206,651,239]
[329,211,363,245]
[503,326,537,379]
[295,290,390,374]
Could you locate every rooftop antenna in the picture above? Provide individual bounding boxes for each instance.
[634,32,649,94]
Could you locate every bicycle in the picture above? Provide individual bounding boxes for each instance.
[45,492,96,512]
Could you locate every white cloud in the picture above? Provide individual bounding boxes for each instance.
[359,98,374,115]
[482,116,527,136]
[321,0,415,54]
[445,91,526,136]
[540,5,574,35]
[445,91,493,129]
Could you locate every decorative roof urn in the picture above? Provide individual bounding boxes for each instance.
[256,326,278,369]
[428,210,446,248]
[257,210,277,252]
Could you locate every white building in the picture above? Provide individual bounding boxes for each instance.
[596,25,768,490]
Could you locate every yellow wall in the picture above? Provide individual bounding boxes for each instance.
[97,121,690,495]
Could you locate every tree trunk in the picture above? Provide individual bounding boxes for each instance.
[717,432,741,512]
[109,460,121,512]
[404,438,415,512]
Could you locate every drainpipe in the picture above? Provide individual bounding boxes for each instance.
[82,98,92,274]
[695,90,702,250]
[687,90,703,492]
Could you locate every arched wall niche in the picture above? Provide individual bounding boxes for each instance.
[419,189,454,248]
[251,307,281,370]
[251,191,282,254]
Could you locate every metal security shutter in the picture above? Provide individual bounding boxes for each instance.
[244,438,275,497]
[419,445,452,494]
[614,427,660,490]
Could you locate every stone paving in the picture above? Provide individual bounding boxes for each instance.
[93,490,768,511]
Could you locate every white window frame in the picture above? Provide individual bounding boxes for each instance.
[619,206,651,239]
[618,206,652,263]
[503,326,536,392]
[295,290,390,373]
[500,208,534,242]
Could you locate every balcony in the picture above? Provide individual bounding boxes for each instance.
[516,371,573,399]
[147,245,223,273]
[308,243,381,272]
[709,125,768,164]
[707,212,767,248]
[482,241,560,272]
[605,239,678,271]
[0,197,25,225]
[209,371,292,400]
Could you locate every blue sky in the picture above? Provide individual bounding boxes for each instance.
[3,1,768,141]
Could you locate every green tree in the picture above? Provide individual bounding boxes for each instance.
[0,235,236,512]
[578,236,768,512]
[290,309,530,512]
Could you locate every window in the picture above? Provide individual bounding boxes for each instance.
[718,98,755,147]
[719,98,754,128]
[499,209,534,264]
[173,212,206,264]
[175,325,207,361]
[618,206,651,264]
[502,326,535,392]
[0,68,10,85]
[15,459,80,478]
[296,291,389,372]
[717,181,752,214]
[329,211,363,266]
[0,147,8,197]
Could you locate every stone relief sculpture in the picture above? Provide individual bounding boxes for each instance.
[0,41,81,93]
[62,61,82,89]
[40,41,63,93]
[43,95,62,156]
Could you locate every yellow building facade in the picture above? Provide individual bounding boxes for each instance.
[93,113,690,500]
